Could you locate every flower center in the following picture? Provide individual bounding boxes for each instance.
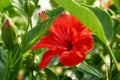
[65,40,73,51]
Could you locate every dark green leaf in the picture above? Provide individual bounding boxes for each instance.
[50,0,59,7]
[0,46,8,79]
[33,0,39,7]
[45,68,59,80]
[114,23,120,42]
[86,6,113,42]
[60,75,72,80]
[112,73,120,80]
[112,0,120,12]
[47,7,64,17]
[22,18,54,52]
[73,70,84,80]
[9,57,21,80]
[78,62,104,78]
[114,50,120,60]
[54,0,108,45]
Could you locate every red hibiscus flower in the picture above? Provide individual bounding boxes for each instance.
[31,14,94,69]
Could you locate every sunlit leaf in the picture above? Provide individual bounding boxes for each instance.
[0,0,11,12]
[85,6,113,42]
[85,0,95,5]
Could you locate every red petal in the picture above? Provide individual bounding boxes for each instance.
[31,34,66,50]
[74,32,94,54]
[50,14,92,45]
[59,50,85,66]
[39,50,55,69]
[51,14,78,40]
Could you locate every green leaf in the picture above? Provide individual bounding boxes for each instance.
[112,0,120,12]
[86,6,113,42]
[54,0,108,45]
[114,50,120,60]
[22,7,64,53]
[9,57,21,80]
[85,0,95,5]
[47,7,64,17]
[0,0,11,12]
[78,62,104,78]
[113,73,120,80]
[22,17,55,53]
[59,75,72,80]
[73,70,84,80]
[33,0,39,7]
[44,68,59,80]
[0,46,8,79]
[50,0,59,7]
[11,0,28,18]
[74,0,85,3]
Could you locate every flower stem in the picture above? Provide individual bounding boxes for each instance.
[11,17,31,66]
[106,44,119,71]
[109,56,112,80]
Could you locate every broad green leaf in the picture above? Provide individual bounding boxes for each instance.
[112,0,120,12]
[0,46,8,79]
[54,0,108,45]
[86,6,113,42]
[85,0,95,5]
[44,68,59,80]
[0,0,11,12]
[78,62,104,78]
[75,0,95,5]
[22,7,64,53]
[74,0,85,3]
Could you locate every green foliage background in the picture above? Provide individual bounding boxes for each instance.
[0,0,120,80]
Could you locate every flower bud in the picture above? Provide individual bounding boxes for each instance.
[25,55,34,71]
[1,18,17,50]
[24,0,35,17]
